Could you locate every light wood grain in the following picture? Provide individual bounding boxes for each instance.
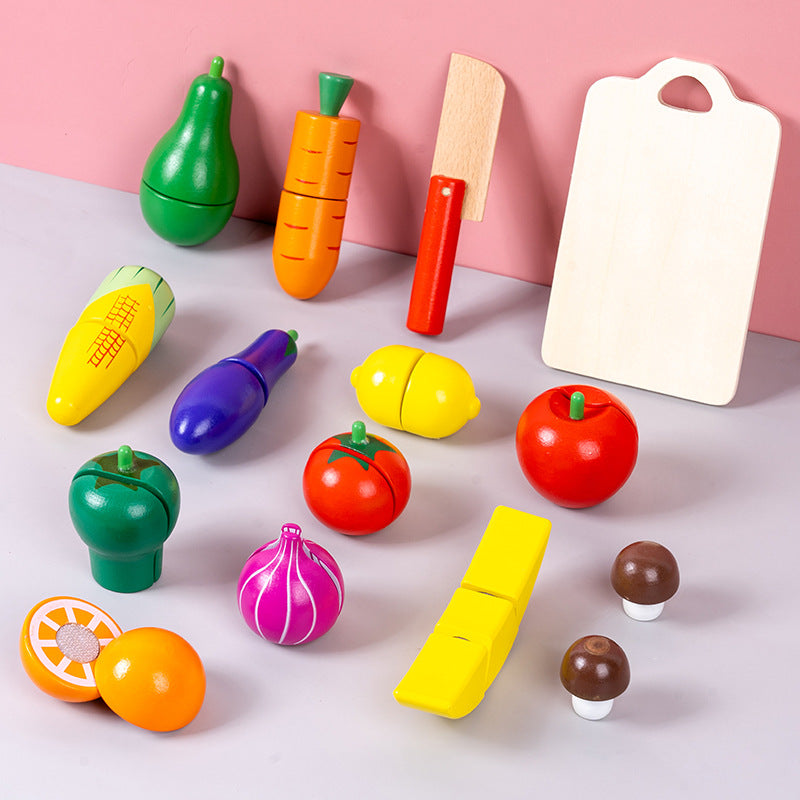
[542,58,781,405]
[431,53,505,222]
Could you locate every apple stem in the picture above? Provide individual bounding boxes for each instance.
[569,392,585,421]
[351,420,368,445]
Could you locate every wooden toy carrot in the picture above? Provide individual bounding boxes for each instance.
[273,72,360,300]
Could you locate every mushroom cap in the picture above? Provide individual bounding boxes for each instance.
[611,541,679,605]
[560,635,630,702]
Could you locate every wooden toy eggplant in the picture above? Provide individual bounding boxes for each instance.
[140,57,239,246]
[47,266,175,426]
[69,446,181,593]
[169,329,298,454]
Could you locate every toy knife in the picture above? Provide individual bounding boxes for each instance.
[406,54,505,336]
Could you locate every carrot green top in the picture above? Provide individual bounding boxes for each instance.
[319,72,354,117]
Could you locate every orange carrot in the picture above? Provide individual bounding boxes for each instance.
[273,73,360,300]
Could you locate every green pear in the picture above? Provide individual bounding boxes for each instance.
[140,56,239,246]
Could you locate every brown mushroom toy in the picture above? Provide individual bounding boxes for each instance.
[611,541,680,621]
[560,635,630,720]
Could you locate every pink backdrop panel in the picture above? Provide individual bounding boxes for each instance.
[2,0,798,340]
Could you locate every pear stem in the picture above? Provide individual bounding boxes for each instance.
[209,57,224,79]
[118,445,134,473]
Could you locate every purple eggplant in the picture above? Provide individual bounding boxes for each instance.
[170,329,298,454]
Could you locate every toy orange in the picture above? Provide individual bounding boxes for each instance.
[20,596,122,702]
[94,627,205,732]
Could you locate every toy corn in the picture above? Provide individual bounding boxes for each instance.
[47,266,175,425]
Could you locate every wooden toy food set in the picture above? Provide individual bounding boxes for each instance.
[29,51,784,733]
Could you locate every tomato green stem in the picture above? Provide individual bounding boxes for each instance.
[569,392,585,421]
[351,420,368,445]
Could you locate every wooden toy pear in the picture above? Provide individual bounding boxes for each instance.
[140,57,239,246]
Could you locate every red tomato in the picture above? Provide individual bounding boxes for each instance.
[515,385,637,508]
[303,421,411,535]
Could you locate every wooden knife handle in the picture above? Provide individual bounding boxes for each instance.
[406,175,466,335]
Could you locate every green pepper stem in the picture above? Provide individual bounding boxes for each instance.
[117,445,134,473]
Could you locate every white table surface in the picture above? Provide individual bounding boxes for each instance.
[1,163,798,799]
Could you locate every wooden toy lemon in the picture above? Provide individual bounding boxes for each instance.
[20,596,122,702]
[350,345,480,438]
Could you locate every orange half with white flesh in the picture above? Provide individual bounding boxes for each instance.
[20,596,123,702]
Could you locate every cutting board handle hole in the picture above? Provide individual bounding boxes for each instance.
[659,77,712,112]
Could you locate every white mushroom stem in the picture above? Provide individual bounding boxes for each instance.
[571,696,614,720]
[622,598,665,621]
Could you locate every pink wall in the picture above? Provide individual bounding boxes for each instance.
[3,0,798,341]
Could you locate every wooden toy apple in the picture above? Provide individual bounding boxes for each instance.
[515,385,637,508]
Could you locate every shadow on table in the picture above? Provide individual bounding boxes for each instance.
[310,247,412,302]
[732,331,800,407]
[437,274,549,344]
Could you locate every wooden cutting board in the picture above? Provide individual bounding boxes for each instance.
[541,58,781,405]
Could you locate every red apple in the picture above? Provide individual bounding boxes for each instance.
[515,385,638,508]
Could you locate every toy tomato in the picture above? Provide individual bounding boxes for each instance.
[303,421,411,535]
[515,385,637,508]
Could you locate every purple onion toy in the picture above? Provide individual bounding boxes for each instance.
[237,522,344,645]
[169,328,298,454]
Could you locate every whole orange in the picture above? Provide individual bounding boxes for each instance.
[94,627,205,732]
